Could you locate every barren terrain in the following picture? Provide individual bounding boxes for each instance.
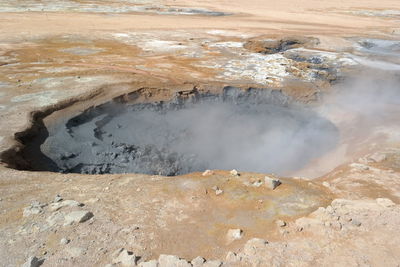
[0,0,400,266]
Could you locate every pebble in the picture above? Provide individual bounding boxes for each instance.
[275,219,286,227]
[60,238,70,245]
[252,180,263,187]
[211,186,223,195]
[54,195,63,203]
[351,220,362,227]
[230,169,239,176]
[191,256,206,267]
[264,176,281,190]
[227,228,243,241]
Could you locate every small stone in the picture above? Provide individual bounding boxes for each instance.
[22,256,42,267]
[376,198,395,208]
[63,210,93,226]
[60,238,70,245]
[252,180,263,187]
[191,256,205,267]
[112,248,138,266]
[138,260,159,267]
[202,170,214,176]
[158,254,191,267]
[264,176,281,190]
[54,195,63,203]
[275,219,286,227]
[230,169,239,176]
[227,228,243,242]
[211,186,223,195]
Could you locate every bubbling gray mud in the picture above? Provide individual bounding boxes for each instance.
[40,87,339,175]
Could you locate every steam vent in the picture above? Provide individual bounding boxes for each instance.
[0,1,400,266]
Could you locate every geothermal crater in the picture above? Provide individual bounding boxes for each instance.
[16,86,339,175]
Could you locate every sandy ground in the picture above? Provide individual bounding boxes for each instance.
[0,0,400,266]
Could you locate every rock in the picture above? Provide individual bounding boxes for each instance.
[202,170,214,176]
[252,179,263,187]
[264,176,281,190]
[211,186,223,195]
[138,260,159,267]
[22,256,43,267]
[230,169,239,176]
[54,195,63,203]
[63,210,93,226]
[351,220,362,227]
[227,228,243,242]
[60,238,70,245]
[158,254,191,267]
[112,248,138,266]
[23,201,46,217]
[49,200,83,211]
[368,152,386,163]
[275,219,286,227]
[191,256,205,266]
[203,260,223,267]
[376,198,395,208]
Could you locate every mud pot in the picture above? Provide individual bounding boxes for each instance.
[6,86,339,176]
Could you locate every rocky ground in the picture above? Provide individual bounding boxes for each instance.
[0,0,400,266]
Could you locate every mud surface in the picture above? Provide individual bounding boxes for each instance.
[26,87,340,175]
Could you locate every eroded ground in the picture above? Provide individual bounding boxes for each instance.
[0,0,400,266]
